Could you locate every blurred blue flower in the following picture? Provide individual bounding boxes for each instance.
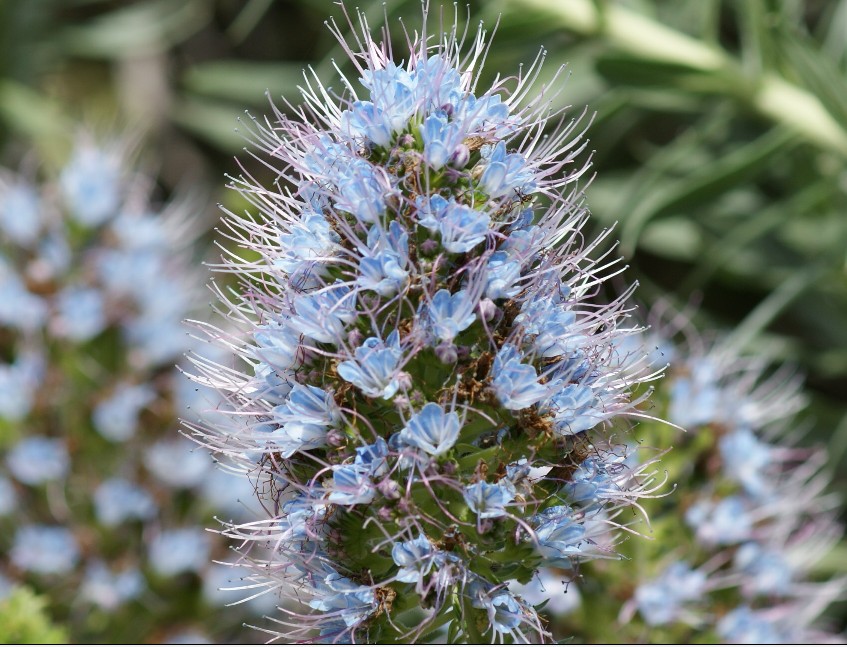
[6,437,69,485]
[11,525,80,575]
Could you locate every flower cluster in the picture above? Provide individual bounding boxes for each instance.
[187,5,663,643]
[549,315,846,643]
[0,136,264,641]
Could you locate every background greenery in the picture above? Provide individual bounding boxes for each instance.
[1,0,845,638]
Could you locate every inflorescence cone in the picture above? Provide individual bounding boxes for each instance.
[185,3,665,643]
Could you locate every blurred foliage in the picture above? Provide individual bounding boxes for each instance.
[0,0,845,639]
[0,586,69,644]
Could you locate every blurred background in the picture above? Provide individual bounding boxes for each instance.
[0,0,845,641]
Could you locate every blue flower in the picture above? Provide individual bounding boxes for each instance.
[425,289,477,342]
[491,344,547,410]
[309,567,378,628]
[144,438,211,489]
[11,525,80,575]
[353,437,390,477]
[463,480,516,519]
[276,211,341,284]
[517,296,587,358]
[454,94,517,139]
[290,284,357,344]
[0,182,42,246]
[398,402,461,456]
[333,160,388,223]
[6,437,69,485]
[0,353,43,421]
[270,384,340,457]
[357,222,410,296]
[717,606,785,644]
[80,561,144,610]
[543,383,604,435]
[416,195,490,253]
[0,262,48,332]
[479,141,536,199]
[668,358,721,428]
[337,331,404,399]
[734,543,793,596]
[532,506,592,568]
[391,534,437,584]
[94,478,157,527]
[564,457,623,505]
[253,321,302,371]
[92,383,156,442]
[328,464,377,506]
[485,251,523,300]
[634,561,706,626]
[148,528,211,577]
[52,285,107,342]
[685,496,752,546]
[719,427,772,499]
[421,112,465,168]
[59,144,121,226]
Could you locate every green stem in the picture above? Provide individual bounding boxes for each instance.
[505,0,847,156]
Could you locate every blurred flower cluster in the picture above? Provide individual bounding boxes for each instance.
[0,135,270,642]
[544,310,846,643]
[184,6,669,644]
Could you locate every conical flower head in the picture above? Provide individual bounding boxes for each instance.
[187,4,660,643]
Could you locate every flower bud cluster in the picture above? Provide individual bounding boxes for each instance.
[187,6,662,643]
[0,135,262,641]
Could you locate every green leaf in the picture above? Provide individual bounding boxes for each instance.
[183,60,306,106]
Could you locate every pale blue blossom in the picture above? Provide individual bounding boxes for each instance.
[425,289,477,343]
[333,160,387,223]
[60,144,121,226]
[532,506,594,568]
[634,561,706,626]
[398,402,461,456]
[290,284,357,344]
[148,528,211,577]
[337,331,404,399]
[144,438,211,489]
[544,383,605,435]
[491,344,547,410]
[328,463,378,506]
[734,543,793,596]
[358,223,410,296]
[309,567,378,628]
[479,141,535,199]
[463,480,516,519]
[391,534,437,584]
[485,251,523,300]
[11,525,80,575]
[52,285,106,342]
[277,211,341,283]
[6,437,69,485]
[417,196,490,254]
[80,561,144,610]
[92,383,156,441]
[269,384,340,457]
[421,112,465,168]
[669,359,721,428]
[253,321,301,371]
[0,353,44,421]
[685,496,752,546]
[717,606,784,644]
[93,478,157,526]
[0,182,42,246]
[0,263,48,332]
[719,427,773,499]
